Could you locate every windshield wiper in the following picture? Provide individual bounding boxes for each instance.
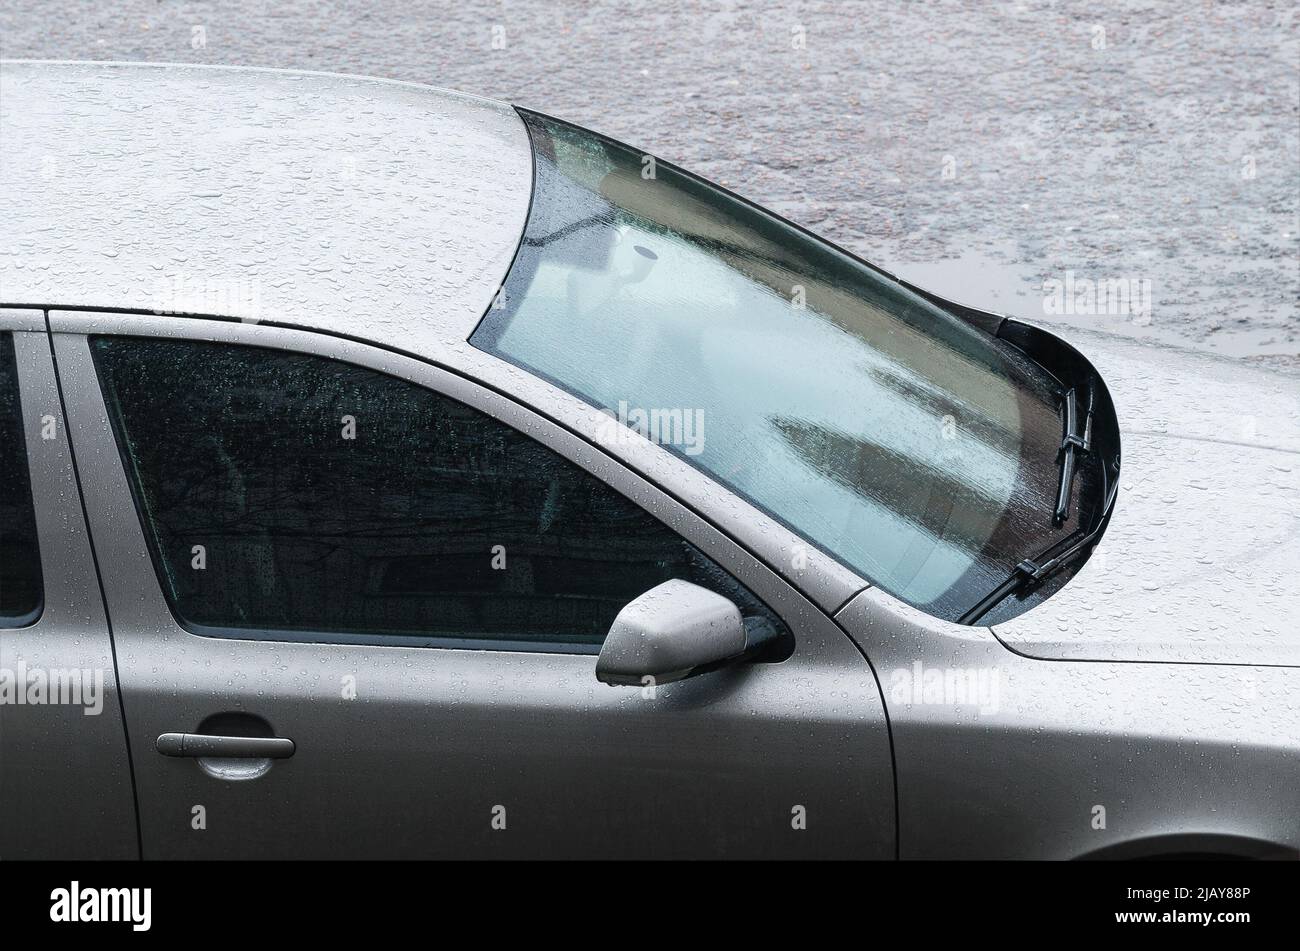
[1053,383,1094,526]
[958,466,1117,626]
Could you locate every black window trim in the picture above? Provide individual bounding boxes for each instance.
[0,329,45,629]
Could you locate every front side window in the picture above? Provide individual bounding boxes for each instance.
[92,337,783,650]
[0,331,43,626]
[472,111,1068,622]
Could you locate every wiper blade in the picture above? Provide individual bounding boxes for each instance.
[959,466,1118,626]
[957,534,1084,626]
[1053,384,1094,525]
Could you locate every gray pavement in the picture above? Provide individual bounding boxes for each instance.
[2,0,1296,363]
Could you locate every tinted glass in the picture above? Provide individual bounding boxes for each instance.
[0,332,43,626]
[472,111,1067,621]
[92,337,783,650]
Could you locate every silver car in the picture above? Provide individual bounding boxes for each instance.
[1,61,1296,860]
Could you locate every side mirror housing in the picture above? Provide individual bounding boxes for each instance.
[596,579,756,686]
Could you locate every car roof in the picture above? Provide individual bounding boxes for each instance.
[0,61,533,357]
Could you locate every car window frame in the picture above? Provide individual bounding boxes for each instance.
[47,309,814,658]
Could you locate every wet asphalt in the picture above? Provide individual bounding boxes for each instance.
[2,0,1296,363]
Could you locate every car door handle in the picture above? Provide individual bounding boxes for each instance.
[156,732,296,759]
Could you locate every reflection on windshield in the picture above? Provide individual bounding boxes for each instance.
[472,111,1063,620]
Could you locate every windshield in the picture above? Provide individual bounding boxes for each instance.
[471,110,1066,621]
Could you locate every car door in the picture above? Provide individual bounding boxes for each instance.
[50,309,894,859]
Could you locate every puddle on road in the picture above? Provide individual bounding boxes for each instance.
[876,243,1298,364]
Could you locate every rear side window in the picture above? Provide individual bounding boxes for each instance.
[0,331,43,626]
[91,337,785,651]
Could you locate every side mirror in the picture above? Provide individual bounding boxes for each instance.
[596,579,764,686]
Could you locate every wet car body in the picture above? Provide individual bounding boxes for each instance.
[0,61,1296,859]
